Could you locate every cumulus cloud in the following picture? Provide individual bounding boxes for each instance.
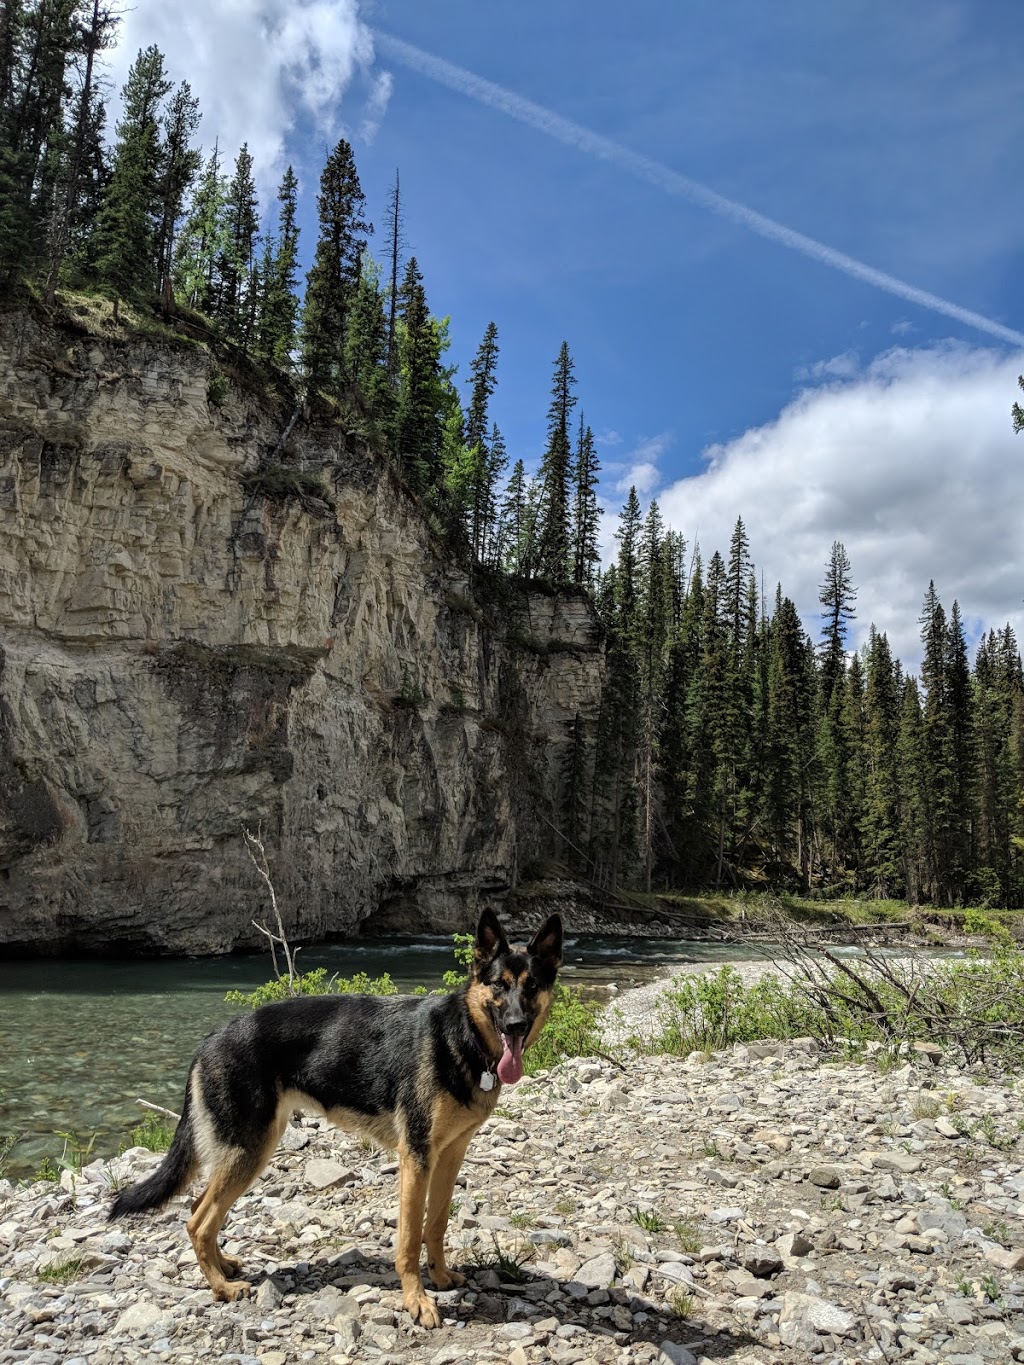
[109,1,387,185]
[656,344,1024,670]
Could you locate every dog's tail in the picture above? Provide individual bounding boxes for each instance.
[109,1066,198,1220]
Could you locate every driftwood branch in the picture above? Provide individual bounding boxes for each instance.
[135,1098,181,1121]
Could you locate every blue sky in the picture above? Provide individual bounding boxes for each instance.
[113,0,1024,667]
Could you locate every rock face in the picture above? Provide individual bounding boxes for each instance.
[0,308,604,954]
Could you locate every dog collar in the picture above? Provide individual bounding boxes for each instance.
[469,1026,500,1091]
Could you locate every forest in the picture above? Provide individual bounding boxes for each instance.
[3,2,1024,908]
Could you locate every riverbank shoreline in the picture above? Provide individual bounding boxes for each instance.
[2,1010,1022,1364]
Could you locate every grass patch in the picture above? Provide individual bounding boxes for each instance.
[37,1256,85,1284]
[130,1112,175,1153]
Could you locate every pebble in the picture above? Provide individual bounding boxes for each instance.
[1,971,1022,1365]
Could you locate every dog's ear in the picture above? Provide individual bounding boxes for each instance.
[528,914,563,969]
[474,908,509,968]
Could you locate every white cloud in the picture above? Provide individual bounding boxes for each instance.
[891,320,916,336]
[608,432,673,496]
[656,344,1024,671]
[109,1,387,187]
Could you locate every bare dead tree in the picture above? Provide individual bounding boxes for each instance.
[243,824,299,989]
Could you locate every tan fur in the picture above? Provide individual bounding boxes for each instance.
[465,979,503,1058]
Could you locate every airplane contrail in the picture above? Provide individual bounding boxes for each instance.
[374,31,1024,349]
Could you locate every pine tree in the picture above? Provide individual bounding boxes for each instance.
[572,418,601,588]
[0,0,79,281]
[154,79,200,310]
[218,141,258,344]
[173,142,226,315]
[301,136,369,395]
[43,0,119,298]
[254,165,300,367]
[342,251,391,429]
[535,341,576,585]
[392,255,445,491]
[93,44,170,310]
[382,167,404,379]
[861,628,902,897]
[464,321,499,560]
[819,540,857,707]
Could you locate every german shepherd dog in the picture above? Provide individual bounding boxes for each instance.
[109,910,562,1328]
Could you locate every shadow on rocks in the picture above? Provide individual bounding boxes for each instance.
[260,1252,756,1360]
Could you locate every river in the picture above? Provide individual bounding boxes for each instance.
[0,934,773,1178]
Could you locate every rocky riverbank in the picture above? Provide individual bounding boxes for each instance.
[2,994,1023,1364]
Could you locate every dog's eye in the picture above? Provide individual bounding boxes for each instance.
[523,978,538,996]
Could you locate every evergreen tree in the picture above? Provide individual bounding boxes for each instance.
[342,251,391,428]
[382,167,404,379]
[255,164,301,367]
[93,44,170,310]
[535,341,576,584]
[464,321,500,560]
[392,255,445,491]
[572,418,601,588]
[43,0,118,298]
[218,141,258,344]
[154,79,200,309]
[301,136,369,394]
[818,540,857,707]
[173,141,226,315]
[0,0,79,281]
[861,628,902,897]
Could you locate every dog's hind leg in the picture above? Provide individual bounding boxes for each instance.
[395,1146,441,1328]
[187,1158,260,1301]
[423,1132,474,1290]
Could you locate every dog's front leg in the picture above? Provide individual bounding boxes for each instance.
[395,1148,440,1328]
[424,1133,473,1289]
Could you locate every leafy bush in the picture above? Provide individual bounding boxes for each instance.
[524,982,602,1074]
[645,966,825,1056]
[226,967,398,1010]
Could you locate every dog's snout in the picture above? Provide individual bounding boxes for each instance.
[501,1014,529,1037]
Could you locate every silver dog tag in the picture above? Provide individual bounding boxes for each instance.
[479,1071,495,1092]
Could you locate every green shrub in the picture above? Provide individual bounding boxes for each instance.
[226,967,398,1010]
[207,372,229,407]
[130,1112,175,1152]
[524,982,602,1074]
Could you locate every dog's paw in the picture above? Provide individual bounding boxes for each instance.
[219,1252,243,1278]
[213,1279,251,1303]
[405,1290,442,1329]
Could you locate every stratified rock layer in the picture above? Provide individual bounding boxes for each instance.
[0,309,603,953]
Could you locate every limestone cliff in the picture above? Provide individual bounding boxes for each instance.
[0,307,604,954]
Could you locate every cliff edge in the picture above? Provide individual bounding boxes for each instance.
[0,307,603,954]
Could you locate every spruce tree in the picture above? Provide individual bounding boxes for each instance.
[93,44,170,310]
[301,136,369,395]
[43,0,119,298]
[218,141,258,344]
[154,79,200,310]
[818,540,857,707]
[256,164,301,367]
[173,142,226,315]
[572,418,601,588]
[464,321,500,560]
[535,341,576,585]
[392,255,444,490]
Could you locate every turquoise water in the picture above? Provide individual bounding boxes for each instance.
[0,935,769,1178]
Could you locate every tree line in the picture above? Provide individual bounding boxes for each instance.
[573,507,1024,907]
[4,5,1023,907]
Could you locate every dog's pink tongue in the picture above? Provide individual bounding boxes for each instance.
[497,1033,525,1085]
